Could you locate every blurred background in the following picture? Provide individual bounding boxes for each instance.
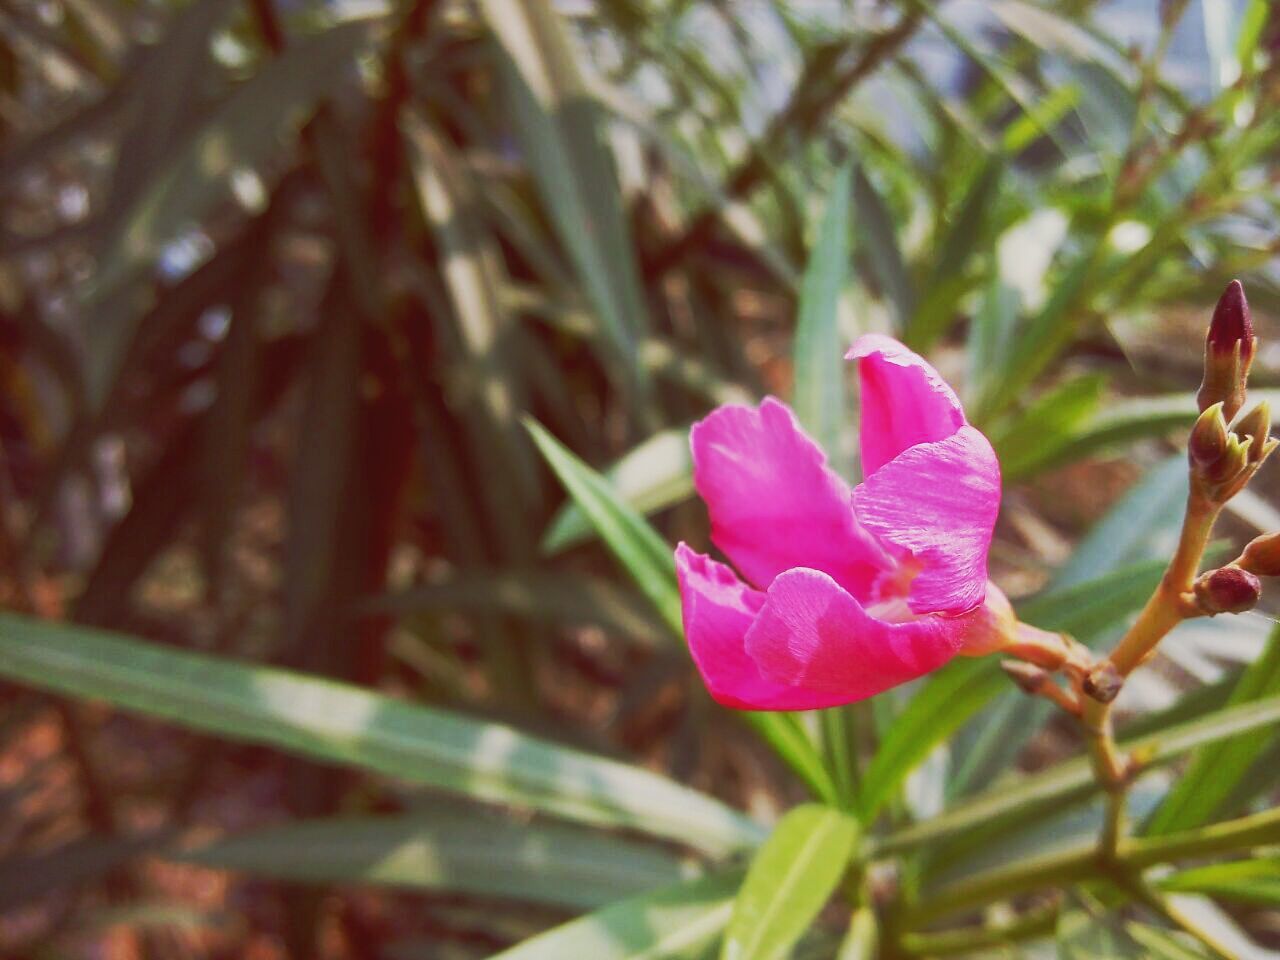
[1,0,1280,956]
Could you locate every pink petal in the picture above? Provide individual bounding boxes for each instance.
[853,426,1000,616]
[847,334,967,477]
[744,567,971,704]
[676,544,834,711]
[690,397,892,598]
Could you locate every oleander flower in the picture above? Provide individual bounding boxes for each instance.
[676,335,1004,710]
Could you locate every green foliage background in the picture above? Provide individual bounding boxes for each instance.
[0,0,1279,956]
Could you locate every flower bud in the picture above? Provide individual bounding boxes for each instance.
[1188,402,1227,469]
[1234,401,1273,464]
[1082,661,1123,704]
[1240,533,1280,577]
[1197,280,1256,422]
[1193,566,1262,615]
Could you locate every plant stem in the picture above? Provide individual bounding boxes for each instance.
[1118,873,1240,960]
[1107,491,1218,676]
[897,901,1059,955]
[1077,490,1219,863]
[899,806,1280,927]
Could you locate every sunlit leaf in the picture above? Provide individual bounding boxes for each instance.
[525,418,681,636]
[181,811,692,909]
[720,804,858,960]
[485,871,741,960]
[542,428,694,556]
[479,0,650,399]
[363,569,670,648]
[0,613,765,856]
[1144,624,1280,835]
[793,161,853,470]
[1159,858,1280,906]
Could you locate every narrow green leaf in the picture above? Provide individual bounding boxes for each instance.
[181,811,692,909]
[990,374,1107,480]
[525,418,682,636]
[1236,0,1270,69]
[0,832,173,910]
[1145,625,1280,835]
[857,658,1004,821]
[852,164,913,332]
[524,423,831,804]
[1159,858,1280,906]
[404,113,542,533]
[1124,923,1213,960]
[878,693,1280,855]
[720,804,859,960]
[743,712,839,808]
[793,161,853,468]
[542,428,694,555]
[946,559,1166,798]
[362,569,671,648]
[966,277,1019,414]
[92,20,372,299]
[835,906,878,960]
[1050,453,1189,590]
[1058,901,1144,959]
[485,871,741,960]
[479,0,650,399]
[907,160,1003,351]
[977,247,1097,422]
[0,613,765,856]
[1018,559,1166,638]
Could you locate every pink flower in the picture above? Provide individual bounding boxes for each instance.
[676,335,1003,710]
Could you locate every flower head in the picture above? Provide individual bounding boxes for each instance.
[677,335,1002,710]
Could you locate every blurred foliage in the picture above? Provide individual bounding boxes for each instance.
[1,0,1280,956]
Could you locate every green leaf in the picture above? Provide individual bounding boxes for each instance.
[1057,901,1143,959]
[1050,453,1189,590]
[878,693,1280,855]
[180,811,692,909]
[1018,559,1166,638]
[1145,624,1280,835]
[852,164,913,332]
[362,569,671,648]
[1124,924,1213,960]
[835,906,878,960]
[1159,858,1280,906]
[524,423,831,804]
[977,247,1097,422]
[525,418,682,636]
[479,0,650,399]
[946,559,1166,797]
[92,20,372,299]
[907,159,1003,351]
[1236,0,1271,69]
[485,871,741,960]
[990,374,1107,480]
[542,428,694,555]
[743,712,839,808]
[720,804,859,960]
[0,613,765,856]
[793,161,853,470]
[404,113,542,535]
[857,658,1005,821]
[0,831,174,910]
[966,278,1019,413]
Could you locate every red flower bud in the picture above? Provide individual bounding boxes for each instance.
[1239,533,1280,578]
[1208,280,1254,356]
[1198,280,1257,422]
[1193,566,1262,615]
